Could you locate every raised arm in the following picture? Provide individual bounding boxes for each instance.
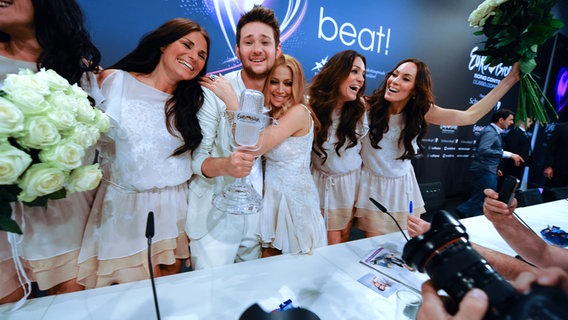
[247,104,311,156]
[199,74,239,111]
[425,62,520,126]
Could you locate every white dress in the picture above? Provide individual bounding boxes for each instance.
[355,113,425,234]
[261,106,327,254]
[311,109,367,230]
[0,56,99,297]
[77,71,192,288]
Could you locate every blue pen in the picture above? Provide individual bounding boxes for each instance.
[409,201,413,215]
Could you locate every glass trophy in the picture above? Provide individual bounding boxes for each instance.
[212,89,270,215]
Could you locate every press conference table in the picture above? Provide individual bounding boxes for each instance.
[2,199,567,320]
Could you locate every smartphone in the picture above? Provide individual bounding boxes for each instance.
[498,175,520,206]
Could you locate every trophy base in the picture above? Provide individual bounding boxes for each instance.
[212,182,262,215]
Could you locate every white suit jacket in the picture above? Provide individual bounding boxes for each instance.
[187,70,263,239]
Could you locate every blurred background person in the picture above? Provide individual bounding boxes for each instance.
[456,109,523,218]
[543,121,568,201]
[499,117,533,190]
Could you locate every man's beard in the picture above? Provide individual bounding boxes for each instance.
[242,64,270,80]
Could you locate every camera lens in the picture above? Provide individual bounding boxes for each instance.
[402,210,519,318]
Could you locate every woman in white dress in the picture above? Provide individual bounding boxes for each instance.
[355,58,521,237]
[0,0,101,302]
[309,50,368,245]
[77,18,210,288]
[258,55,326,256]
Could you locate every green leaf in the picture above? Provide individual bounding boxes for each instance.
[0,185,21,202]
[23,188,67,207]
[520,59,537,75]
[549,19,564,29]
[0,202,22,234]
[0,216,22,234]
[517,73,558,125]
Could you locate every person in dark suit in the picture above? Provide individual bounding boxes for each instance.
[456,109,524,218]
[500,117,533,187]
[544,121,568,195]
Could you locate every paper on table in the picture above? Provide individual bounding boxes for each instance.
[357,272,402,298]
[360,242,430,292]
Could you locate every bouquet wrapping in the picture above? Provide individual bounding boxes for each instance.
[469,0,564,125]
[0,68,109,234]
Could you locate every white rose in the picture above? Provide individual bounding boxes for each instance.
[67,163,102,193]
[46,90,78,114]
[468,0,509,27]
[67,83,89,100]
[46,107,77,132]
[490,0,509,6]
[0,96,25,137]
[75,98,96,124]
[4,86,50,115]
[17,163,66,202]
[16,68,35,76]
[0,143,32,184]
[35,68,70,92]
[469,5,495,27]
[3,71,50,96]
[39,140,85,171]
[93,108,110,133]
[67,123,98,149]
[16,116,61,149]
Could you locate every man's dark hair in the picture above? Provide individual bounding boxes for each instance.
[236,5,280,47]
[491,108,515,123]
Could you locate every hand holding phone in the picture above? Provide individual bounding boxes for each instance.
[498,175,519,207]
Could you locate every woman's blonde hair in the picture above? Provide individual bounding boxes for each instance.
[264,54,320,134]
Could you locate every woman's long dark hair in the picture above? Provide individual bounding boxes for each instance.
[309,50,366,162]
[110,18,210,156]
[31,0,100,85]
[365,58,434,160]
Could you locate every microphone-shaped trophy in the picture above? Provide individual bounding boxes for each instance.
[235,89,265,147]
[212,89,268,215]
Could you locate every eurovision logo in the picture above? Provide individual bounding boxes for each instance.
[468,46,511,89]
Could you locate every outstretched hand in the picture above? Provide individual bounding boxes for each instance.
[407,215,431,238]
[483,188,517,224]
[199,74,239,111]
[510,153,524,167]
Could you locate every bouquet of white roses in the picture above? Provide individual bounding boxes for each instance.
[0,68,109,234]
[469,0,564,125]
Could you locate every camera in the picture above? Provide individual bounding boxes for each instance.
[402,210,568,319]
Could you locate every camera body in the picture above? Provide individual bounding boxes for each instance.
[402,210,568,319]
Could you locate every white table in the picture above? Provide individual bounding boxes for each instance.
[461,199,568,256]
[1,200,567,320]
